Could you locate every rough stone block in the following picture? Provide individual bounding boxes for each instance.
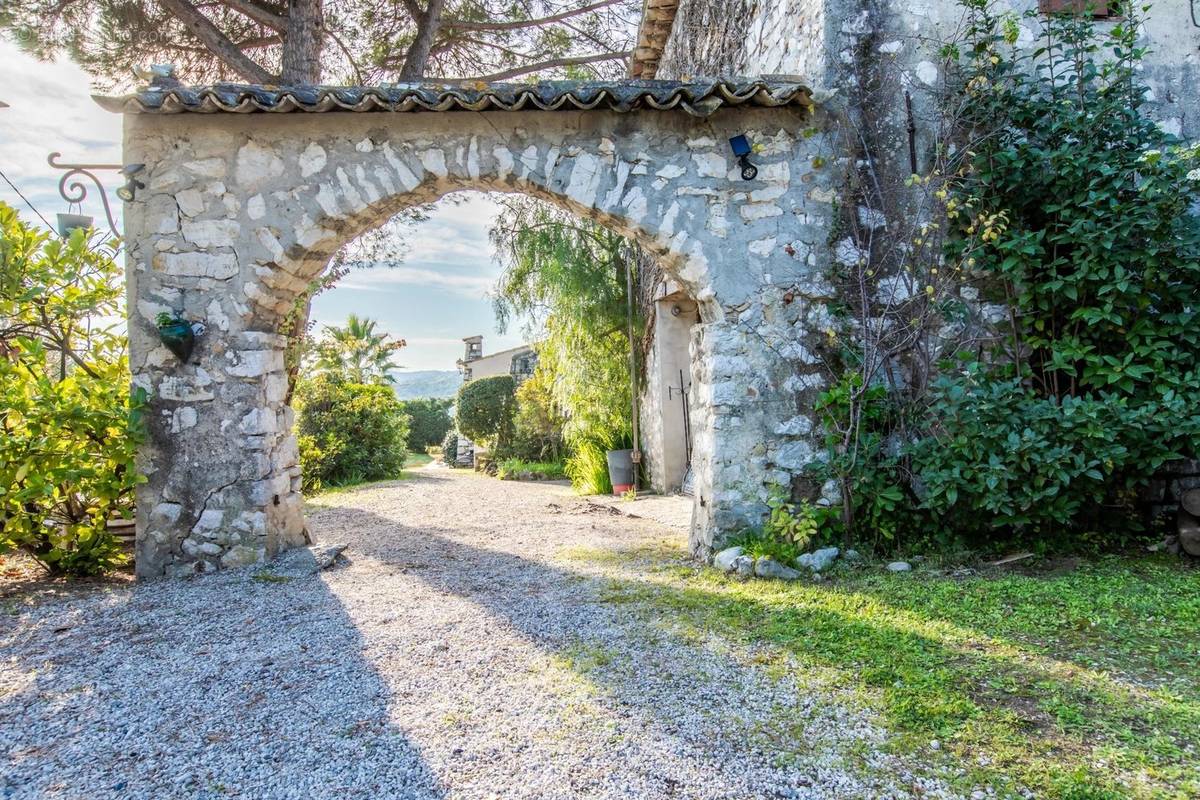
[154,251,238,280]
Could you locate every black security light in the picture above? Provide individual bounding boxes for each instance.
[729,135,757,180]
[116,164,146,202]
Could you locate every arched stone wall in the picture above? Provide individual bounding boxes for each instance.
[121,103,837,578]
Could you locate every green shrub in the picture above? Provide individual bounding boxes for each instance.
[813,3,1200,554]
[440,429,460,467]
[913,368,1193,545]
[731,491,828,563]
[0,204,144,575]
[454,375,515,450]
[497,459,567,480]
[295,372,408,493]
[912,3,1200,544]
[398,397,453,452]
[499,370,566,462]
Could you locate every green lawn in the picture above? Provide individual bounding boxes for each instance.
[572,548,1200,798]
[406,452,434,468]
[303,454,433,501]
[496,458,567,481]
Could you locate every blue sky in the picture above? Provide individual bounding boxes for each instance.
[0,40,525,371]
[309,193,525,370]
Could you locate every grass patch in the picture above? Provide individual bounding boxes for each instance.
[554,641,618,674]
[406,453,434,468]
[497,458,567,481]
[585,552,1199,798]
[251,571,291,584]
[306,464,429,499]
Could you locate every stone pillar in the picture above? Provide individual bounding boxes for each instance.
[122,116,307,578]
[131,321,307,578]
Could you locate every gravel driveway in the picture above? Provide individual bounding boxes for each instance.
[1,469,955,799]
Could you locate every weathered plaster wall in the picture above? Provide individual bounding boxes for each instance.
[123,104,836,576]
[640,287,700,494]
[661,0,1200,138]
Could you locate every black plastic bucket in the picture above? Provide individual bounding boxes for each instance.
[606,448,635,494]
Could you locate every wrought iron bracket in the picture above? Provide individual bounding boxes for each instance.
[47,152,123,238]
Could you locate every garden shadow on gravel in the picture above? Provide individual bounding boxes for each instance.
[327,500,1199,799]
[0,565,447,799]
[318,503,961,797]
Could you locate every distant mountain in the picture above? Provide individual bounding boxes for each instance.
[389,370,461,400]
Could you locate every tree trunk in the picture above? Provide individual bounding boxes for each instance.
[281,0,324,84]
[398,0,447,81]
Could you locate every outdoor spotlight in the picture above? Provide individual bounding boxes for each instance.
[729,135,757,180]
[116,164,146,202]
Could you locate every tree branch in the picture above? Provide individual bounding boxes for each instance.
[468,50,631,82]
[325,28,365,85]
[160,0,275,82]
[214,0,287,32]
[443,0,625,32]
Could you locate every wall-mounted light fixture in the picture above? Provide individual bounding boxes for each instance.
[47,153,144,238]
[729,135,758,180]
[156,312,207,363]
[116,164,146,202]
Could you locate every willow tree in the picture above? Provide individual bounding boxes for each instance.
[490,197,646,492]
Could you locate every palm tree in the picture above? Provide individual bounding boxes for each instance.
[313,314,406,383]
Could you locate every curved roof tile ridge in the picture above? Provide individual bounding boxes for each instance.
[93,78,813,118]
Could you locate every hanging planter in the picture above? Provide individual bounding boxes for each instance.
[156,312,197,363]
[56,212,93,239]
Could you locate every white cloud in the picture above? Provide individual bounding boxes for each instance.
[337,265,496,296]
[0,41,123,230]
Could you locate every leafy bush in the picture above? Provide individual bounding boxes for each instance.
[455,375,515,451]
[912,4,1200,543]
[496,459,567,480]
[811,4,1200,554]
[440,429,461,467]
[914,368,1192,544]
[732,491,827,563]
[0,205,144,575]
[295,372,408,493]
[565,438,613,495]
[398,397,453,452]
[499,370,566,462]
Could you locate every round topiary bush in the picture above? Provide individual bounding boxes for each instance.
[441,429,460,467]
[455,375,516,451]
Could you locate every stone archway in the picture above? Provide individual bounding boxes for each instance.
[106,80,835,578]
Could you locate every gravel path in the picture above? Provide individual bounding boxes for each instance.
[1,470,957,799]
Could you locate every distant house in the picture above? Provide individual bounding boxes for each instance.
[456,336,537,385]
[453,336,538,467]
